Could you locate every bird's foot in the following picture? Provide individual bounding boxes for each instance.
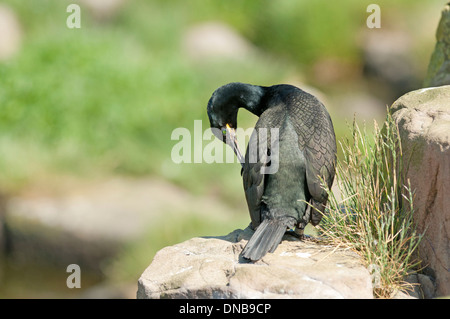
[285,228,317,241]
[285,228,306,240]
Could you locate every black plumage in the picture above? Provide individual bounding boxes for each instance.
[207,82,337,261]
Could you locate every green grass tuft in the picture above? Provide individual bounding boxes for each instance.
[318,111,423,298]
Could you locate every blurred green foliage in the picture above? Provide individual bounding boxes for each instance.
[107,210,248,282]
[0,0,288,195]
[184,0,433,70]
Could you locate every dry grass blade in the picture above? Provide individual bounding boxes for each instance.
[317,111,423,298]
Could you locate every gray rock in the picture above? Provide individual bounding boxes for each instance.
[418,274,437,299]
[424,3,450,87]
[391,85,450,297]
[79,0,128,21]
[401,273,435,299]
[182,22,256,61]
[0,5,22,61]
[137,228,374,299]
[3,177,238,272]
[392,290,418,299]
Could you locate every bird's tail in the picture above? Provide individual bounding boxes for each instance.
[241,219,288,261]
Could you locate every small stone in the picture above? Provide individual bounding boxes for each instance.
[418,274,436,299]
[0,5,22,61]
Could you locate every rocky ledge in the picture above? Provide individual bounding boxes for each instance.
[137,228,374,299]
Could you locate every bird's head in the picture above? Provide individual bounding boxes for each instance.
[207,83,244,163]
[206,84,240,141]
[207,105,238,144]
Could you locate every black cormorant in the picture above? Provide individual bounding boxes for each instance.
[207,82,337,261]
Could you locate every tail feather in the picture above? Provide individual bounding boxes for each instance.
[241,219,287,261]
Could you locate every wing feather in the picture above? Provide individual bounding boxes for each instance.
[288,90,337,224]
[242,105,286,229]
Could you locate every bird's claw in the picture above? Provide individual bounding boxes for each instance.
[285,228,305,240]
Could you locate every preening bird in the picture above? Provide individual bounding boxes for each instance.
[207,82,337,261]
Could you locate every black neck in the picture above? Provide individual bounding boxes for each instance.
[235,83,268,116]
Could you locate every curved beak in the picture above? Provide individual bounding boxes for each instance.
[224,124,244,166]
